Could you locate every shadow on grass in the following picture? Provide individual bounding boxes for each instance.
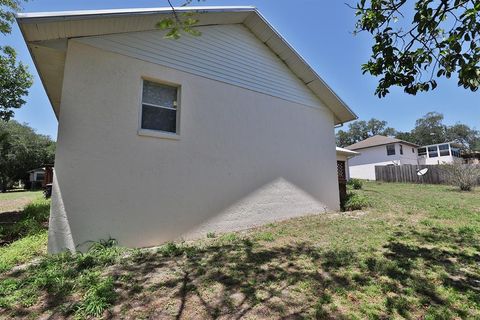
[110,240,350,319]
[104,225,478,319]
[2,224,479,319]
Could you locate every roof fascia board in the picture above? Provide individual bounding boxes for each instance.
[16,6,256,22]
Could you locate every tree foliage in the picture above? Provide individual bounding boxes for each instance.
[0,120,55,191]
[337,112,480,150]
[156,0,203,39]
[0,0,23,35]
[336,118,396,146]
[395,111,480,149]
[0,46,33,121]
[0,0,32,121]
[354,0,480,97]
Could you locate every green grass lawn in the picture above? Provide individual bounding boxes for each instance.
[1,182,479,319]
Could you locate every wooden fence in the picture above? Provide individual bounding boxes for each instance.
[375,164,448,184]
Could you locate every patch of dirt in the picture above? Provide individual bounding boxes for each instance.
[0,197,35,214]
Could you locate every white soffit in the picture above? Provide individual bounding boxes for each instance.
[16,6,357,124]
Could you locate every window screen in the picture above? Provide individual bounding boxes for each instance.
[439,144,450,156]
[386,144,396,156]
[451,148,460,157]
[141,80,178,133]
[428,146,438,158]
[418,148,427,156]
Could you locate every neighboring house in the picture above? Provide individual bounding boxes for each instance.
[27,165,54,189]
[346,136,464,180]
[17,6,357,252]
[417,142,462,165]
[28,168,45,189]
[346,135,419,180]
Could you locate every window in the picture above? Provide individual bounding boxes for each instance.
[428,146,438,158]
[412,148,415,153]
[141,80,179,134]
[438,144,450,156]
[451,147,460,157]
[400,144,403,155]
[35,172,45,181]
[386,144,396,156]
[418,147,427,156]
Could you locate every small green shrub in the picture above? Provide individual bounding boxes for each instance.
[347,178,363,190]
[344,192,370,211]
[206,232,216,238]
[157,242,183,257]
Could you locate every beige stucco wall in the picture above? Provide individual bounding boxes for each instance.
[48,40,339,253]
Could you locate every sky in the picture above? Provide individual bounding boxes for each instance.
[3,0,479,139]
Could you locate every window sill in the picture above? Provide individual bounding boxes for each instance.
[137,129,180,140]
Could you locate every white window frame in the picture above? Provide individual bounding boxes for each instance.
[137,77,181,140]
[386,144,396,156]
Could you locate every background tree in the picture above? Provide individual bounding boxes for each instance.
[0,46,32,121]
[394,111,480,149]
[0,120,55,192]
[409,111,447,145]
[336,118,396,146]
[446,123,480,149]
[354,0,480,97]
[0,0,32,121]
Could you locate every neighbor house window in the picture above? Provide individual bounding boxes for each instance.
[141,80,179,134]
[451,147,460,157]
[418,147,427,156]
[35,172,45,181]
[400,145,403,155]
[439,144,450,156]
[386,144,396,156]
[428,146,438,158]
[412,148,415,153]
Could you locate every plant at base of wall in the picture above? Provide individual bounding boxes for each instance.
[343,192,370,211]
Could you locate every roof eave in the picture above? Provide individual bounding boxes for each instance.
[16,6,357,124]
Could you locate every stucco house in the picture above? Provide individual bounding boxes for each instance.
[17,6,357,253]
[346,135,419,180]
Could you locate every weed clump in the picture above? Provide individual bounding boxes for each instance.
[348,178,364,190]
[344,192,370,211]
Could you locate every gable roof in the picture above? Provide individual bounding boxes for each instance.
[16,6,357,124]
[346,135,419,151]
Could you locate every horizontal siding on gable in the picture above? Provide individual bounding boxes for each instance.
[76,24,327,110]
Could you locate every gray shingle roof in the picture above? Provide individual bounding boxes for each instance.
[345,135,419,150]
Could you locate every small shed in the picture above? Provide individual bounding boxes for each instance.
[27,165,54,189]
[336,147,360,204]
